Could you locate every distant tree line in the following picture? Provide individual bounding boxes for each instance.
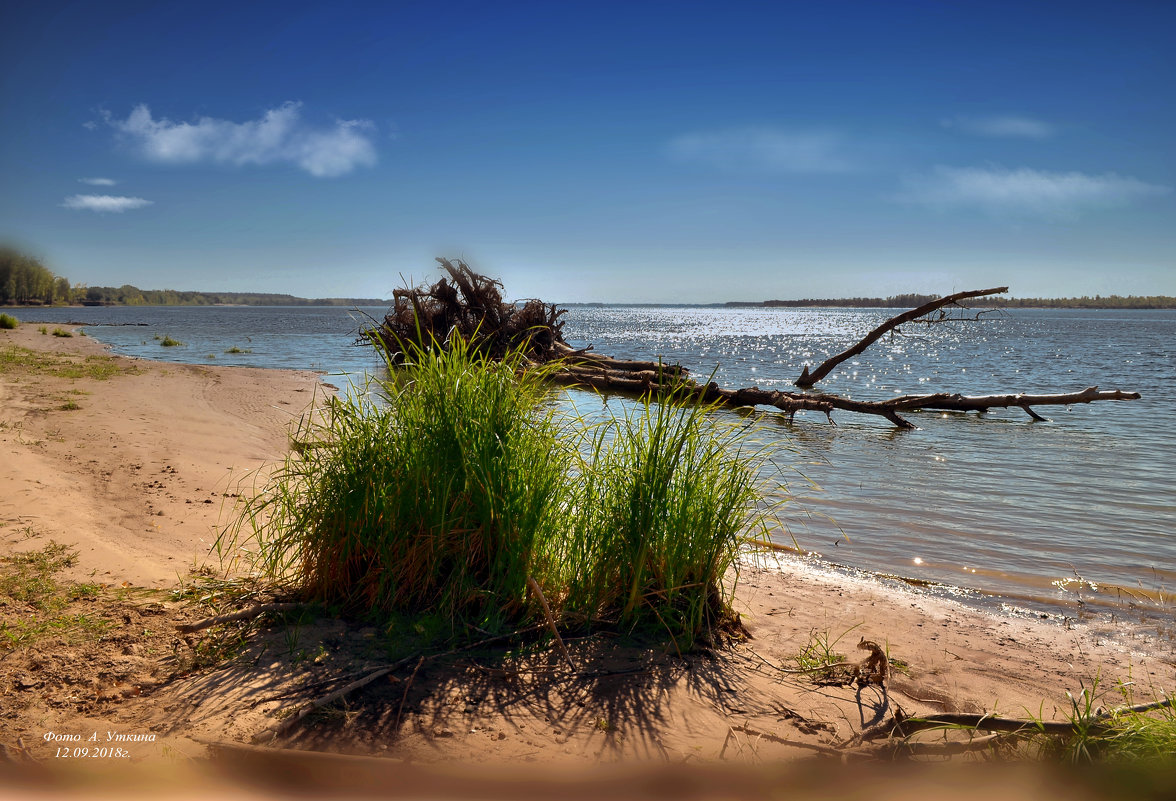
[730,293,1176,310]
[0,246,72,306]
[77,285,385,307]
[1,244,384,308]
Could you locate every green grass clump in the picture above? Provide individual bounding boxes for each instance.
[38,325,47,335]
[51,327,72,338]
[0,313,18,329]
[159,335,184,347]
[0,541,78,609]
[1037,679,1176,764]
[226,332,776,648]
[791,625,858,671]
[0,541,111,648]
[229,333,572,632]
[1097,707,1176,762]
[0,343,138,380]
[558,389,771,647]
[224,346,252,354]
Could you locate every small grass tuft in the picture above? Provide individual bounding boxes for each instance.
[0,540,78,609]
[791,624,861,672]
[0,343,138,380]
[1037,676,1176,764]
[224,346,252,354]
[0,541,117,648]
[0,313,18,330]
[159,335,184,347]
[51,327,73,338]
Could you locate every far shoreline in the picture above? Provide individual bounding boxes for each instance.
[9,297,1176,311]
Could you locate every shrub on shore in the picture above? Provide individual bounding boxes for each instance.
[225,332,773,647]
[51,327,72,338]
[0,313,18,329]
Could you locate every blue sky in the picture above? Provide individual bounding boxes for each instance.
[2,1,1173,302]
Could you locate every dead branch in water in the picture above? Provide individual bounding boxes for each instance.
[794,286,1009,388]
[373,262,1141,428]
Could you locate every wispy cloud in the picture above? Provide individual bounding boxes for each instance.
[941,115,1054,139]
[899,166,1171,218]
[62,194,154,213]
[101,102,377,177]
[667,127,853,173]
[79,177,116,186]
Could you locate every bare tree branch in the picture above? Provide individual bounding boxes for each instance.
[794,287,1009,388]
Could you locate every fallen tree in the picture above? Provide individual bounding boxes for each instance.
[370,260,1141,429]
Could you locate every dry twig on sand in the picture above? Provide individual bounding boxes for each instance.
[176,602,304,634]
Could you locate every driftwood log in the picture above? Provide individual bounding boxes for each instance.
[372,262,1141,429]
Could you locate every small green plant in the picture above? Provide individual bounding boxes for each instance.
[0,313,18,330]
[39,325,48,335]
[51,327,73,338]
[224,346,252,354]
[58,400,81,411]
[159,335,184,347]
[791,624,861,672]
[283,624,302,656]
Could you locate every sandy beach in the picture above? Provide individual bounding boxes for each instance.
[2,323,1173,795]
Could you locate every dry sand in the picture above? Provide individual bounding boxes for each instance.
[1,321,1173,798]
[0,323,323,587]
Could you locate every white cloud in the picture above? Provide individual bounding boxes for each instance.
[942,115,1054,139]
[667,127,853,173]
[62,194,154,213]
[79,177,116,186]
[102,102,377,177]
[899,166,1171,218]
